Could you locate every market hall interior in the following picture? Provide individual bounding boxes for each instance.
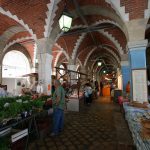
[0,0,150,150]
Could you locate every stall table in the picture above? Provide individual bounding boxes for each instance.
[123,102,150,150]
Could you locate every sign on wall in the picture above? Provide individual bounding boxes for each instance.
[132,69,148,102]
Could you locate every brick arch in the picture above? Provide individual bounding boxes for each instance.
[3,37,35,64]
[56,34,81,57]
[57,52,68,65]
[106,0,129,21]
[44,0,62,38]
[0,0,51,39]
[7,31,31,44]
[1,43,32,67]
[91,55,117,72]
[120,0,148,20]
[50,4,127,42]
[51,0,118,29]
[54,43,70,61]
[0,13,21,35]
[0,6,36,39]
[83,45,120,67]
[76,31,119,59]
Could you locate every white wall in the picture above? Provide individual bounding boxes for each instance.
[2,78,29,96]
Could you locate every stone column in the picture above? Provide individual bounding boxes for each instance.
[67,59,77,85]
[121,54,130,93]
[128,40,148,102]
[36,38,53,95]
[80,66,87,82]
[117,68,123,90]
[0,64,2,84]
[125,18,148,102]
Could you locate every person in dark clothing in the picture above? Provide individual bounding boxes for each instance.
[100,81,103,96]
[95,81,99,98]
[51,83,55,97]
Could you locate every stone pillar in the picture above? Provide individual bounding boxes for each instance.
[36,38,53,95]
[128,40,148,102]
[117,68,123,90]
[80,66,87,81]
[121,54,130,93]
[67,59,77,85]
[0,64,2,84]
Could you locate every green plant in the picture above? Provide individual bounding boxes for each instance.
[4,102,23,118]
[32,100,44,108]
[22,101,32,111]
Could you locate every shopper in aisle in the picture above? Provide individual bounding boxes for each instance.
[51,79,65,136]
[84,83,93,105]
[126,81,130,97]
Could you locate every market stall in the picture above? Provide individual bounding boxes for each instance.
[123,102,150,150]
[0,95,52,149]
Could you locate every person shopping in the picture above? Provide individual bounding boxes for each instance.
[51,80,65,136]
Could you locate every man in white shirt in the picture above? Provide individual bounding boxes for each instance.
[36,82,43,94]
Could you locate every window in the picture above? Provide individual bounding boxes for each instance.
[2,51,30,78]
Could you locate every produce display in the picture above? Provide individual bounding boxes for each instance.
[0,95,52,149]
[0,95,52,128]
[123,102,150,150]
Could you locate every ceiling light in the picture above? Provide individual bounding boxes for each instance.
[98,62,102,66]
[59,4,73,32]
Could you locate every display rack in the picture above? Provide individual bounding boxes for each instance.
[55,67,87,98]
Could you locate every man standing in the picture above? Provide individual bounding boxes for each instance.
[51,80,65,136]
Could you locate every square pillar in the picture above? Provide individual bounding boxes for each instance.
[121,54,130,92]
[36,38,53,95]
[128,40,148,102]
[37,53,53,95]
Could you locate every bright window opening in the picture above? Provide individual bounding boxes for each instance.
[59,65,65,75]
[2,51,30,78]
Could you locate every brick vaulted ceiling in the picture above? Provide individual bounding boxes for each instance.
[0,0,149,70]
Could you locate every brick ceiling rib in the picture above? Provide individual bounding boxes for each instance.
[120,0,148,20]
[77,34,94,54]
[52,51,59,68]
[79,45,118,66]
[0,0,50,38]
[4,43,32,64]
[104,28,127,51]
[21,41,35,63]
[0,13,19,35]
[52,0,117,29]
[78,46,94,64]
[7,31,31,44]
[52,45,61,52]
[88,48,118,68]
[72,15,113,27]
[76,32,118,59]
[56,34,81,56]
[57,52,67,64]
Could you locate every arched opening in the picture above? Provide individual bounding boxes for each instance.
[2,50,31,95]
[2,50,30,78]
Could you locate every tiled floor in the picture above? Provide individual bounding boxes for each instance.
[29,96,136,150]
